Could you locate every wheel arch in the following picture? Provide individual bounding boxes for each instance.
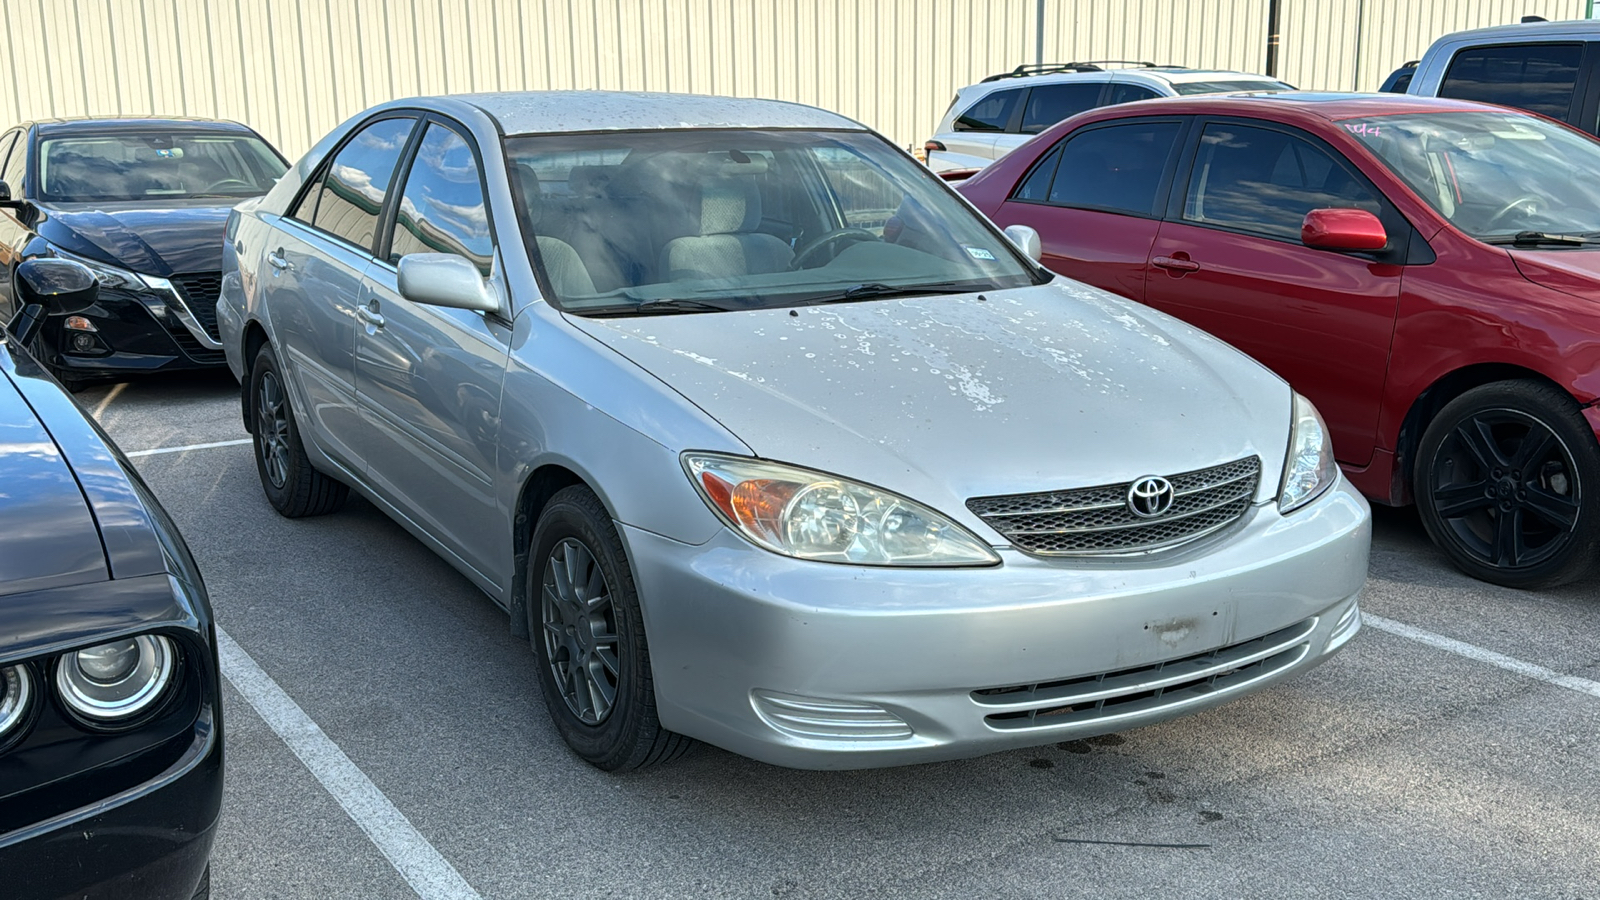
[239,320,271,433]
[508,463,589,639]
[1393,362,1582,504]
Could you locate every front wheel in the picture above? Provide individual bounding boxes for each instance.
[1415,381,1600,589]
[528,485,692,770]
[249,344,347,518]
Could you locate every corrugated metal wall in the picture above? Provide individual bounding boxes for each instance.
[0,0,1588,159]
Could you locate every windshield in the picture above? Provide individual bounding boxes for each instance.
[38,131,287,202]
[502,128,1043,315]
[1342,111,1600,242]
[1171,79,1294,95]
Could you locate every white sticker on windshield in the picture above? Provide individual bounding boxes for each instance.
[964,246,997,261]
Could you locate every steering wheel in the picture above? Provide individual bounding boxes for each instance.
[202,177,255,193]
[1482,194,1546,232]
[790,228,878,270]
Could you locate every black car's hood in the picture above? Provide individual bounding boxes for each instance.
[0,363,108,597]
[37,199,233,276]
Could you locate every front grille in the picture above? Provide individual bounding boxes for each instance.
[973,617,1316,731]
[160,318,225,364]
[967,456,1261,556]
[170,272,223,341]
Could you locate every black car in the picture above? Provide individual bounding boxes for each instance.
[0,259,221,899]
[0,116,288,389]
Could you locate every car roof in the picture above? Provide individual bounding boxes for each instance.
[34,116,253,135]
[1074,91,1503,123]
[1431,17,1600,43]
[968,67,1281,91]
[445,91,867,136]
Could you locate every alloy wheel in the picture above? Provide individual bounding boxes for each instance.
[256,370,291,489]
[1429,409,1581,569]
[540,538,620,725]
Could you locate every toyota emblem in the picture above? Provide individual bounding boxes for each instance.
[1126,476,1175,518]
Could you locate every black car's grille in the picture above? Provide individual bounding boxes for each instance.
[170,272,223,341]
[967,457,1261,556]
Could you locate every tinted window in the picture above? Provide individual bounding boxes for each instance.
[1,131,27,191]
[1106,84,1162,105]
[36,131,285,202]
[389,124,493,274]
[954,89,1022,132]
[1044,121,1181,215]
[1020,83,1104,133]
[1440,43,1582,119]
[310,117,415,251]
[1011,144,1064,202]
[1183,123,1381,240]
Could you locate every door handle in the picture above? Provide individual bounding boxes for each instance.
[267,249,291,271]
[357,304,385,328]
[1152,255,1201,273]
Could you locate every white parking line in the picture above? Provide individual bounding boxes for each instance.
[215,627,483,900]
[126,438,252,458]
[91,382,127,419]
[1365,613,1600,701]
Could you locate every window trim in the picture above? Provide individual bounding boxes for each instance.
[0,131,20,183]
[286,112,424,257]
[1166,115,1415,264]
[1005,116,1190,221]
[0,126,31,196]
[951,87,1027,134]
[1440,40,1588,126]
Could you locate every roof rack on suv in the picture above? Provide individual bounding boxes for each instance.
[979,60,1163,82]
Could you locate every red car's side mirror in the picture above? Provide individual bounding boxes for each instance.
[1301,208,1388,252]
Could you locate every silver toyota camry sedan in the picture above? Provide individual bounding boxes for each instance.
[219,92,1370,771]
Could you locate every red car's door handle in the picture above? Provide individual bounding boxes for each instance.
[1152,255,1201,273]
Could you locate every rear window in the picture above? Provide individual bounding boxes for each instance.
[954,89,1022,133]
[1440,43,1583,120]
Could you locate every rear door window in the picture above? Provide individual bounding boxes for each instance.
[306,117,416,252]
[1039,120,1183,216]
[954,89,1022,133]
[1440,43,1583,120]
[1105,84,1162,106]
[1020,83,1105,134]
[1181,122,1382,241]
[387,123,494,274]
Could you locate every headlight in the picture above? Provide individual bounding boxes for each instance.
[0,664,32,739]
[684,453,1000,566]
[49,248,147,292]
[56,634,177,722]
[1279,393,1338,513]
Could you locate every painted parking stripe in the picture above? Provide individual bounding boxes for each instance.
[215,627,483,900]
[126,438,252,458]
[1365,613,1600,701]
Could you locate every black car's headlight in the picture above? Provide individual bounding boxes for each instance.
[49,248,149,292]
[55,634,177,723]
[0,664,32,740]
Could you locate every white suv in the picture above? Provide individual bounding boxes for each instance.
[923,62,1292,175]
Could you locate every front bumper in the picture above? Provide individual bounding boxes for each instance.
[39,284,225,380]
[0,705,221,900]
[628,478,1370,769]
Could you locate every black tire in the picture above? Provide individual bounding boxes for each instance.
[1415,380,1600,589]
[249,344,347,518]
[190,863,211,900]
[527,485,692,771]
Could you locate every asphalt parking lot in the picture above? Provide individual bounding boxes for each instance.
[83,370,1600,900]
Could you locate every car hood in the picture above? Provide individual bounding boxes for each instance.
[0,367,109,597]
[38,199,234,276]
[1510,248,1600,300]
[568,280,1292,535]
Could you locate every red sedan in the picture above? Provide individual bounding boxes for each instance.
[960,93,1600,588]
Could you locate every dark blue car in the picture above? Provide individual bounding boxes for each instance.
[0,117,287,389]
[0,260,221,899]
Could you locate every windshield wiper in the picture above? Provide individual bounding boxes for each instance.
[581,296,742,317]
[807,280,997,304]
[1486,231,1599,247]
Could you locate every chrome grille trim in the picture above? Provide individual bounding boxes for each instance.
[973,617,1316,731]
[967,456,1261,556]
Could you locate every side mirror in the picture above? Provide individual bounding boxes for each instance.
[1301,208,1387,252]
[1003,224,1042,262]
[396,253,500,314]
[10,258,99,346]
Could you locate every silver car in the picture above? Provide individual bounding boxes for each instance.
[219,92,1369,771]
